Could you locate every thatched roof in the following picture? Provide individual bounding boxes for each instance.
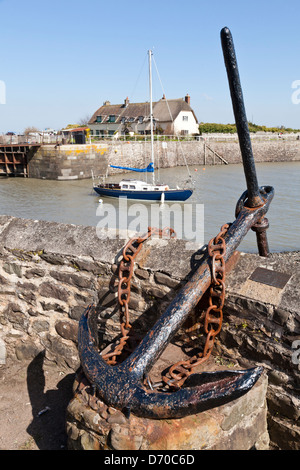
[88,96,198,125]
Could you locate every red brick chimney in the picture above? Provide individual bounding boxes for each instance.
[185,94,190,105]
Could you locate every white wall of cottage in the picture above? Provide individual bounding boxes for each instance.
[172,111,199,135]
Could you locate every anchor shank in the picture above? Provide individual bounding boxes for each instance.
[221,27,263,208]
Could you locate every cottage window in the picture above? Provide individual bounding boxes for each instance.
[138,116,144,123]
[182,115,188,121]
[108,115,116,123]
[96,115,102,122]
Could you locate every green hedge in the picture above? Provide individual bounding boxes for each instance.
[199,122,300,134]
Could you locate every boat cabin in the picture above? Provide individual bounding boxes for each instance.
[119,179,169,191]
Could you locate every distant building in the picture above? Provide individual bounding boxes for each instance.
[61,126,89,144]
[88,94,199,137]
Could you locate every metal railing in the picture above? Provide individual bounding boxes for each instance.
[89,133,300,143]
[198,133,300,142]
[1,132,299,146]
[89,134,201,143]
[0,134,69,145]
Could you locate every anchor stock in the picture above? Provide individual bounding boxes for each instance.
[221,26,271,256]
[77,27,275,419]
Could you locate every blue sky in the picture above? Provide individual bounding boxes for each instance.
[1,0,300,133]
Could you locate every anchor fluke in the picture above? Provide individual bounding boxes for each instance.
[79,305,263,419]
[126,367,263,419]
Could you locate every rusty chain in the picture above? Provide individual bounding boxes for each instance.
[102,227,176,365]
[102,223,229,392]
[160,223,229,390]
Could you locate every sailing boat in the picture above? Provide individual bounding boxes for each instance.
[93,50,193,202]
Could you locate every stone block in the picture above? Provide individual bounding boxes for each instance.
[154,272,181,289]
[66,370,269,451]
[39,281,70,302]
[3,262,22,278]
[55,320,78,343]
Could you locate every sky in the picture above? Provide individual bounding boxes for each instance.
[1,0,300,133]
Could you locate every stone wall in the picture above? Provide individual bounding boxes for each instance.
[27,144,108,180]
[0,214,299,449]
[0,215,193,369]
[81,139,300,174]
[221,252,300,450]
[25,139,300,180]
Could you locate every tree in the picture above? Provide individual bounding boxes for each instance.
[77,114,92,127]
[24,126,40,135]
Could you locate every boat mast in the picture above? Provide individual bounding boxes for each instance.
[148,49,155,184]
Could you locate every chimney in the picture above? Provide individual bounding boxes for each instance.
[124,97,129,107]
[103,100,111,106]
[162,94,166,100]
[185,94,190,105]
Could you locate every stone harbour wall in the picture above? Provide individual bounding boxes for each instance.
[0,214,299,449]
[25,139,300,180]
[28,144,108,180]
[83,139,300,175]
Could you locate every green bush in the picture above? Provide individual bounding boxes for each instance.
[199,122,300,134]
[199,123,236,134]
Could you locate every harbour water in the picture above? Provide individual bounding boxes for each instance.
[0,161,299,253]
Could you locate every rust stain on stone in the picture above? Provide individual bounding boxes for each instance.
[136,246,151,268]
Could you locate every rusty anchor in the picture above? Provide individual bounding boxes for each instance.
[78,27,274,419]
